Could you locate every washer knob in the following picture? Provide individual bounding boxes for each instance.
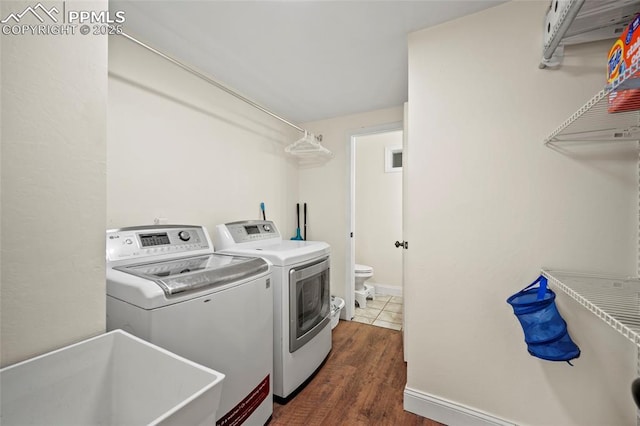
[263,224,271,232]
[178,231,191,241]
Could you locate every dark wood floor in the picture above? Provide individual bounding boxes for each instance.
[270,321,444,426]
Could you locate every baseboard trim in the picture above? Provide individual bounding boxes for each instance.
[373,283,402,297]
[403,387,515,426]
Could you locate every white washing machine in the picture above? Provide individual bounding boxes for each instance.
[213,220,331,401]
[106,225,273,425]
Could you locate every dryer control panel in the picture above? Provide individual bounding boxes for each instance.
[218,220,280,245]
[106,225,211,262]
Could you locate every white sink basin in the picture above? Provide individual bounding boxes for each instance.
[1,329,225,425]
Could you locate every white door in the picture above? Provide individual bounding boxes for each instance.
[402,102,409,361]
[346,122,404,323]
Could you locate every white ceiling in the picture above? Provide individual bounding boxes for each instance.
[111,1,506,124]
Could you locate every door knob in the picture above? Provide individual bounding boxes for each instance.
[394,241,408,249]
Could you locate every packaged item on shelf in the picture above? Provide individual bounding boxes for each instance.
[607,14,640,113]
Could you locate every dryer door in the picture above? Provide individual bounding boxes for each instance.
[289,257,330,353]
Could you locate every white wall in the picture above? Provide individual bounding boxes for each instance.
[300,107,404,300]
[1,1,108,367]
[406,2,638,425]
[355,131,403,287]
[108,35,299,234]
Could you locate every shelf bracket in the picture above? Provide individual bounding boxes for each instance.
[540,0,585,69]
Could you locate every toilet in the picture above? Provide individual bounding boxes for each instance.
[354,264,375,309]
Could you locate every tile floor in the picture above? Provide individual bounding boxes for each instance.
[353,295,403,330]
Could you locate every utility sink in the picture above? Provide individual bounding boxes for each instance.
[0,329,225,425]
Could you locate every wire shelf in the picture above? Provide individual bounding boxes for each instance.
[542,269,640,347]
[545,60,640,145]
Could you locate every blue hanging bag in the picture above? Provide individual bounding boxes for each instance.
[507,275,580,364]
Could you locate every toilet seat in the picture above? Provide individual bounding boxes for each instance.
[355,264,373,276]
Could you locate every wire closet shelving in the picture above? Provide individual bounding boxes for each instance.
[542,55,640,349]
[545,59,640,145]
[542,270,640,346]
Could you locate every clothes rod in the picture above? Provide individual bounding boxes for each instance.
[119,32,307,134]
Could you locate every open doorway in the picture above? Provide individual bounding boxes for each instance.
[346,123,404,329]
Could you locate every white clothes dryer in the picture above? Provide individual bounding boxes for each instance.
[106,225,273,425]
[214,220,331,401]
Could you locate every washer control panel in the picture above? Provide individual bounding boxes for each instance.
[225,220,279,243]
[107,225,210,261]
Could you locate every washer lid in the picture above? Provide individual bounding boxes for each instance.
[114,253,268,296]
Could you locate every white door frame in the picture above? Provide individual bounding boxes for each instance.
[344,121,404,321]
